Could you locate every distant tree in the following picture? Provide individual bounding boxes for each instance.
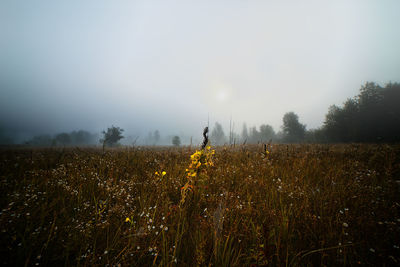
[380,82,400,142]
[210,122,226,145]
[70,130,96,145]
[321,82,400,143]
[172,135,181,146]
[357,82,385,142]
[259,124,275,142]
[358,82,383,108]
[27,135,53,146]
[55,132,71,146]
[323,105,344,142]
[342,98,359,141]
[76,130,88,144]
[305,128,327,143]
[100,126,124,148]
[282,112,306,143]
[231,132,240,145]
[323,99,359,143]
[154,130,160,145]
[249,126,260,143]
[146,131,153,145]
[241,123,249,144]
[275,131,284,142]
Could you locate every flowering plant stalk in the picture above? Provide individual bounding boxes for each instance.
[180,145,214,206]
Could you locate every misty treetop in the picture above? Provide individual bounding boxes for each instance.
[101,126,124,147]
[322,82,400,143]
[172,136,181,146]
[282,112,306,143]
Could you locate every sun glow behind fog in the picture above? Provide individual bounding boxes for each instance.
[210,81,232,104]
[216,90,227,102]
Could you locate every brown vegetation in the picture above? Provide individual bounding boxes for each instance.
[0,144,399,266]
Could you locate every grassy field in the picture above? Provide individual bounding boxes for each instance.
[1,144,399,266]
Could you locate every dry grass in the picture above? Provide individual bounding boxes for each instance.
[0,144,399,266]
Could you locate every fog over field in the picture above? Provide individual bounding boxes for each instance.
[0,0,399,144]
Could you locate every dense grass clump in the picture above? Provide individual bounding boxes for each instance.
[0,144,399,266]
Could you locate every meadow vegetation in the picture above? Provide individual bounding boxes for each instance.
[1,144,399,266]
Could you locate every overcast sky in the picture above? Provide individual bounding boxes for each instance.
[1,0,399,142]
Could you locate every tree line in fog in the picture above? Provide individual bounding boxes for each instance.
[25,130,99,147]
[209,82,400,145]
[1,81,399,146]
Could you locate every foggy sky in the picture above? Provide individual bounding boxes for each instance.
[1,0,399,143]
